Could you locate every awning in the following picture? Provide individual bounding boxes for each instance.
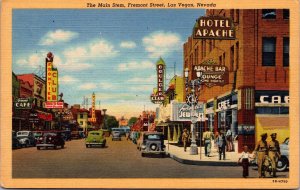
[156,123,169,127]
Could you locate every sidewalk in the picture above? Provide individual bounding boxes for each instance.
[165,140,242,166]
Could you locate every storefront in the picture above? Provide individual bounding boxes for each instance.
[254,90,289,143]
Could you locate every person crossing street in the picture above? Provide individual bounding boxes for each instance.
[254,133,269,178]
[268,133,281,177]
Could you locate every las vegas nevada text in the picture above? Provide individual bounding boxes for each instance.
[12,9,290,179]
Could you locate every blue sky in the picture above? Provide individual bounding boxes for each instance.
[12,9,205,118]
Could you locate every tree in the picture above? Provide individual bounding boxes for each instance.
[105,115,118,130]
[128,117,138,126]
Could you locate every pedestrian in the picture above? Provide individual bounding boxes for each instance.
[238,145,252,178]
[182,128,189,152]
[268,133,281,177]
[202,128,213,157]
[217,130,226,160]
[225,127,233,152]
[254,133,269,178]
[214,131,219,152]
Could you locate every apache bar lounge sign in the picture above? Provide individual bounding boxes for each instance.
[193,59,229,87]
[193,16,235,40]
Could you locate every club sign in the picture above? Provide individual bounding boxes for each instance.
[150,59,165,104]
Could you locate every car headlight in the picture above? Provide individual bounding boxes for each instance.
[19,139,26,142]
[141,145,146,150]
[49,137,52,141]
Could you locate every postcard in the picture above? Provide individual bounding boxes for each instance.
[0,0,299,189]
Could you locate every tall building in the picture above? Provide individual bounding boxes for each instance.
[183,9,289,152]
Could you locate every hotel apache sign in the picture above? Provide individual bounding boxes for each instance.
[150,58,165,104]
[193,16,235,40]
[193,59,229,87]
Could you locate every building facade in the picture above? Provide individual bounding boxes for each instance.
[183,9,289,152]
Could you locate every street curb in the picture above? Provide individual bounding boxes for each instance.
[167,152,239,166]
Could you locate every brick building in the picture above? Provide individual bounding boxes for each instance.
[183,9,289,152]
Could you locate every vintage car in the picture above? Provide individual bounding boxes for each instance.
[140,132,166,157]
[36,131,65,150]
[16,131,36,147]
[12,131,21,149]
[111,131,121,141]
[32,131,44,141]
[85,130,106,148]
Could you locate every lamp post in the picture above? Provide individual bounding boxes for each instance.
[102,109,107,129]
[184,68,203,155]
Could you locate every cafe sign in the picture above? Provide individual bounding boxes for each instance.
[193,59,229,87]
[14,98,32,109]
[193,16,235,40]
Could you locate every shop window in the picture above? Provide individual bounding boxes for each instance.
[283,37,289,67]
[283,9,289,19]
[262,37,276,66]
[255,107,289,114]
[262,9,276,19]
[80,114,83,119]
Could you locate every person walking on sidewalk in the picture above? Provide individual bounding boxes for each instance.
[225,127,233,152]
[268,133,281,177]
[238,145,253,178]
[217,130,226,160]
[254,133,269,178]
[202,129,213,157]
[214,131,219,152]
[182,128,189,152]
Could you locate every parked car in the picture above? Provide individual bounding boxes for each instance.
[32,131,44,141]
[139,132,166,157]
[16,131,36,147]
[111,131,121,141]
[12,131,21,149]
[85,130,106,148]
[277,137,289,171]
[36,131,65,150]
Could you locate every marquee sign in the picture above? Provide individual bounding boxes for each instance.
[193,16,235,40]
[44,101,64,109]
[193,59,229,87]
[150,59,165,104]
[45,52,58,102]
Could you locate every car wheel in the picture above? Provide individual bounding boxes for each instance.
[161,153,165,158]
[37,147,40,150]
[61,145,64,149]
[102,141,106,148]
[86,144,88,148]
[277,157,288,172]
[141,153,145,157]
[54,146,57,149]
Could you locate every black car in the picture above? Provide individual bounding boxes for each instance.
[12,131,21,149]
[140,132,165,157]
[36,131,65,150]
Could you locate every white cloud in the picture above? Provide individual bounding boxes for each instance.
[78,83,97,90]
[128,75,156,83]
[143,31,182,57]
[118,60,154,71]
[99,82,119,90]
[128,85,153,92]
[120,41,136,49]
[63,39,118,61]
[39,29,79,46]
[16,51,48,68]
[59,75,79,84]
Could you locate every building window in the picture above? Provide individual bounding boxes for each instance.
[236,42,239,69]
[195,47,199,64]
[223,52,226,65]
[80,114,83,119]
[219,55,222,65]
[80,121,83,125]
[209,40,213,52]
[201,40,204,59]
[255,107,289,114]
[262,37,276,66]
[230,9,234,20]
[283,9,289,19]
[262,9,276,19]
[235,10,239,23]
[283,37,289,67]
[203,40,206,57]
[230,46,234,71]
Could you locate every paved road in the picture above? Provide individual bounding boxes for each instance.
[13,137,289,178]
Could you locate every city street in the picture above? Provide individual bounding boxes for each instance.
[13,137,289,178]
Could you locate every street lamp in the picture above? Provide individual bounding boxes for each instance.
[184,67,203,155]
[102,109,107,129]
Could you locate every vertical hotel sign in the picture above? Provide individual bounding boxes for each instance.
[45,52,58,102]
[150,58,165,104]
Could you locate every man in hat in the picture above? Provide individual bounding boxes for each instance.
[268,133,281,177]
[202,128,214,157]
[182,128,189,152]
[217,130,226,160]
[254,133,269,178]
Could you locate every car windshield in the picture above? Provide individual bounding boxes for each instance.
[17,131,29,136]
[89,132,100,136]
[146,134,162,140]
[44,133,57,136]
